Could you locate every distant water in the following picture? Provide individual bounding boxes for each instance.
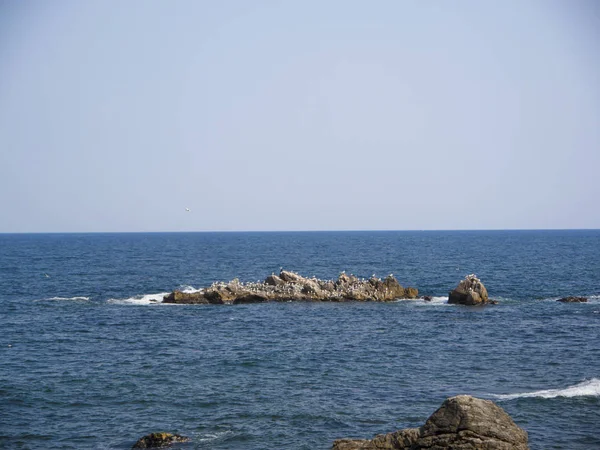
[1,230,599,449]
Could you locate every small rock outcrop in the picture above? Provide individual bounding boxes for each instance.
[557,296,587,303]
[163,270,418,304]
[162,291,210,304]
[448,274,491,305]
[132,432,190,448]
[332,395,529,449]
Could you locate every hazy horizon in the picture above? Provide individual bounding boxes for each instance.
[1,1,599,233]
[2,227,599,235]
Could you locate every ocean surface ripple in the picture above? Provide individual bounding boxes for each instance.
[1,230,599,449]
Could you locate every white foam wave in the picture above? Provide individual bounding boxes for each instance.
[197,430,232,442]
[425,296,449,305]
[47,296,90,301]
[587,295,600,303]
[396,296,449,306]
[107,292,169,305]
[492,378,600,400]
[180,285,203,294]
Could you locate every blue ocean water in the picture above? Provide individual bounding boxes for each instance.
[1,230,599,449]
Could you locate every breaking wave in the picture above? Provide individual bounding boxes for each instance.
[196,430,233,443]
[422,296,449,305]
[179,285,203,294]
[395,296,449,306]
[47,296,90,301]
[107,292,169,305]
[106,286,202,305]
[492,378,600,400]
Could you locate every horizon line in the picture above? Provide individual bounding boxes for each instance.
[1,227,599,235]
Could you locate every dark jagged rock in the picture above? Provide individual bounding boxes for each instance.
[557,296,587,303]
[162,270,418,305]
[132,432,190,448]
[448,274,491,305]
[332,395,529,449]
[422,296,433,302]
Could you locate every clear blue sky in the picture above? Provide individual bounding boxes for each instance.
[1,1,598,232]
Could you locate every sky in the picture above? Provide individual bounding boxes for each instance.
[0,0,599,232]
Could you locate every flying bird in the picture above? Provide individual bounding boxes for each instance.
[185,208,191,212]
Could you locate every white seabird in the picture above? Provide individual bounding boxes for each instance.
[185,208,191,212]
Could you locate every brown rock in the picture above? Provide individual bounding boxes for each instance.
[203,287,235,303]
[337,272,359,286]
[369,277,384,289]
[333,428,419,449]
[381,275,406,299]
[162,290,209,304]
[320,280,336,291]
[301,279,323,296]
[132,432,190,448]
[280,270,306,283]
[448,274,490,305]
[404,287,419,299]
[265,274,284,286]
[419,395,528,448]
[332,395,528,450]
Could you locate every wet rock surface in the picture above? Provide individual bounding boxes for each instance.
[163,270,418,304]
[332,395,529,449]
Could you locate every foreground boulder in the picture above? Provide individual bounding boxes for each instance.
[557,296,587,303]
[163,270,418,304]
[132,432,190,448]
[448,274,492,305]
[332,395,528,449]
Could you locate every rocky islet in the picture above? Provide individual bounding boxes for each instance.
[448,274,497,305]
[163,270,419,304]
[163,271,589,307]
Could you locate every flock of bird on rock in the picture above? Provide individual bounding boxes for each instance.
[161,270,588,306]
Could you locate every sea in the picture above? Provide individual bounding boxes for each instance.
[1,230,599,449]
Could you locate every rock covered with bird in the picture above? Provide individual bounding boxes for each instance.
[163,270,419,304]
[448,274,495,305]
